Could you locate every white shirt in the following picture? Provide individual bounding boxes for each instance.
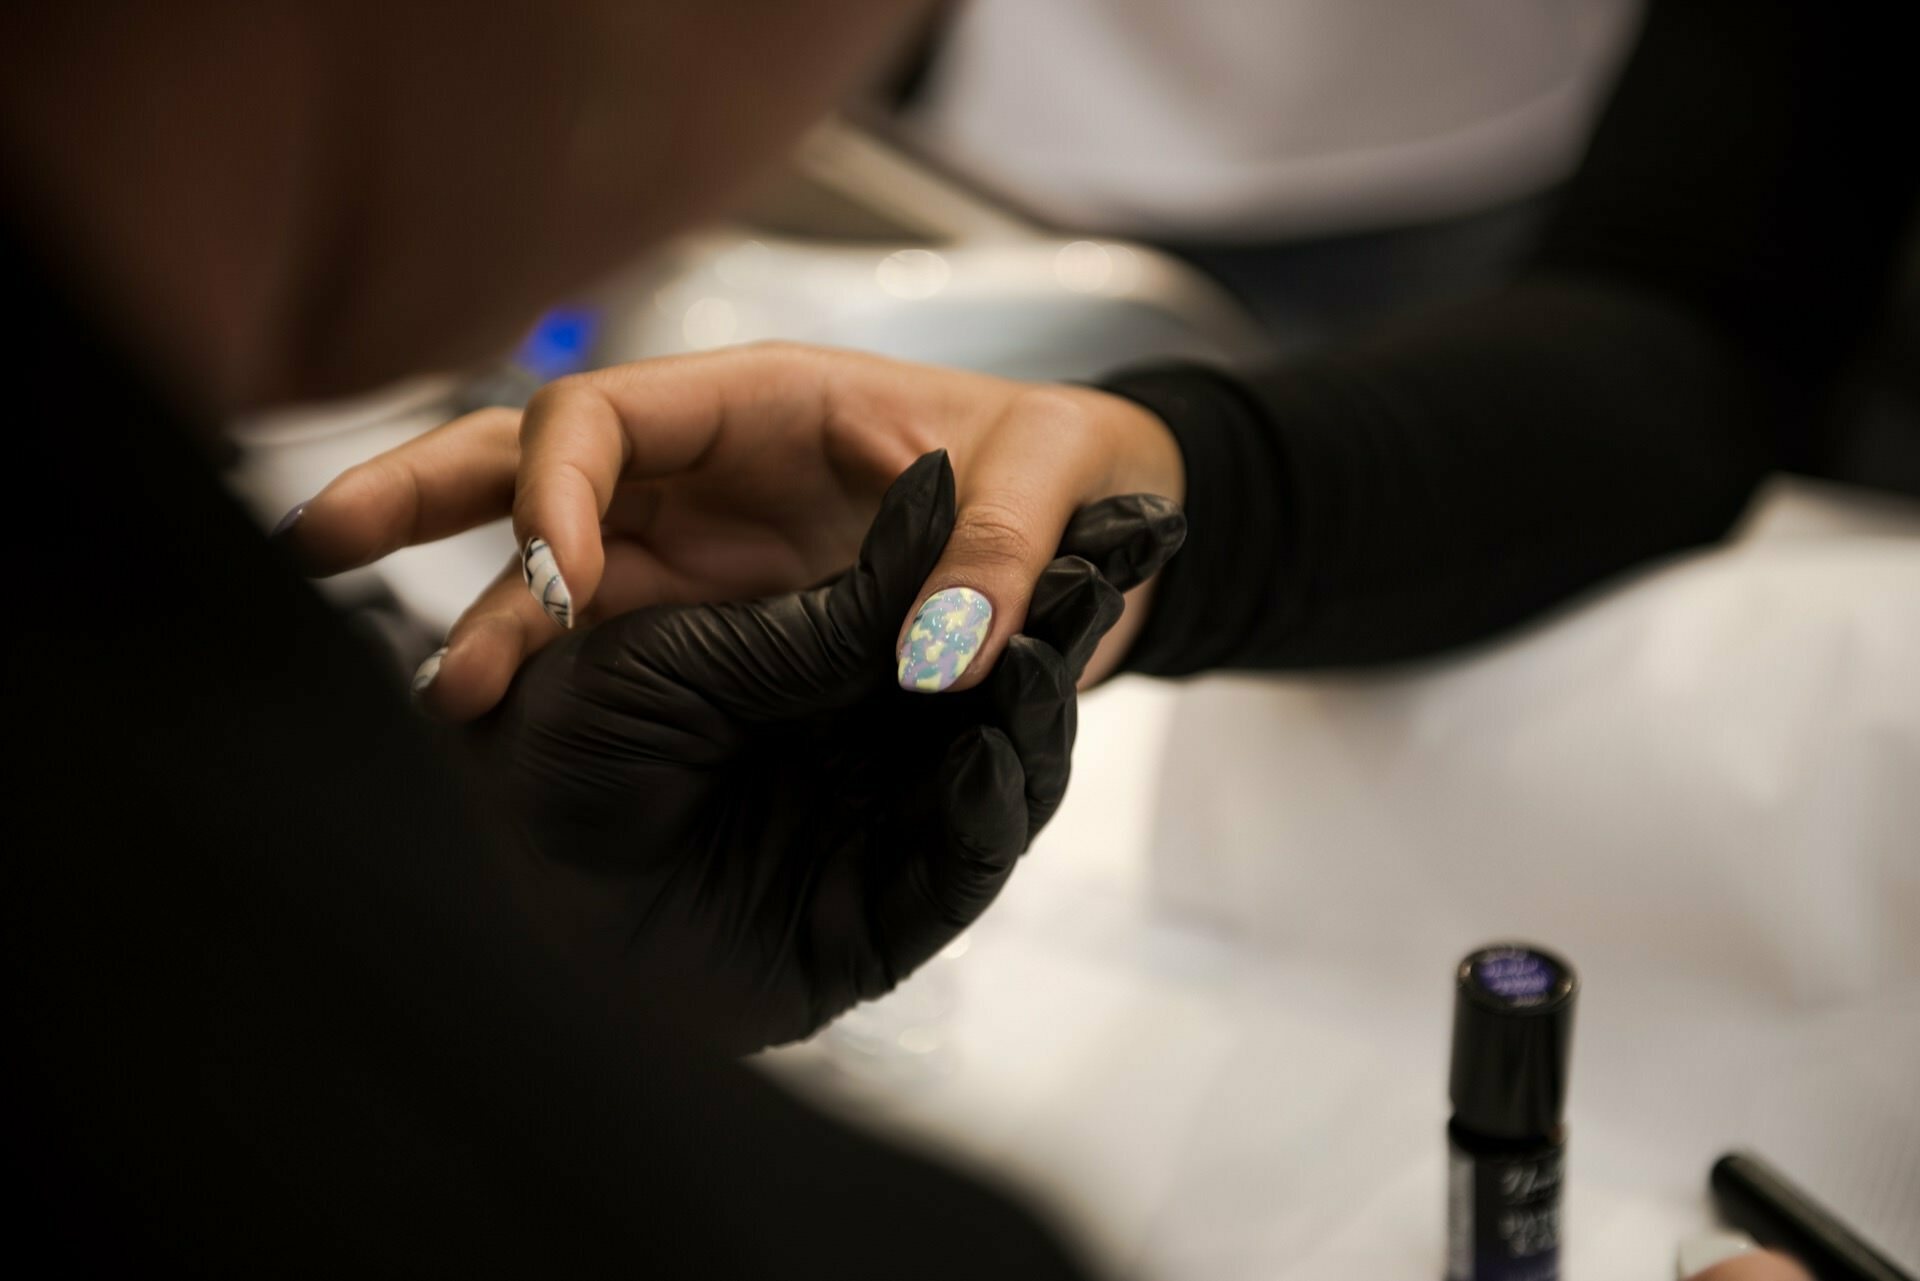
[899,0,1644,240]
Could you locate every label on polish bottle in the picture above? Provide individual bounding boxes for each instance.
[1446,1134,1563,1281]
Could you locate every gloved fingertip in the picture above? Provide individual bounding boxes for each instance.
[1105,499,1185,586]
[993,638,1076,740]
[883,450,955,531]
[1058,493,1186,591]
[1110,492,1185,536]
[1143,499,1189,559]
[852,450,958,605]
[1091,572,1126,633]
[897,448,952,496]
[1025,558,1125,673]
[827,451,962,661]
[943,725,1025,854]
[987,636,1076,833]
[921,447,958,549]
[948,721,1018,777]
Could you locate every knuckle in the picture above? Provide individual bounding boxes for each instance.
[950,501,1039,572]
[449,404,519,435]
[1008,387,1094,438]
[333,452,390,494]
[469,405,523,448]
[740,338,807,362]
[736,339,825,384]
[518,389,562,436]
[522,375,585,421]
[334,454,420,546]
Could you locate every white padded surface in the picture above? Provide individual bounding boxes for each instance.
[770,479,1920,1279]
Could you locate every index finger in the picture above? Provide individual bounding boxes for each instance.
[289,406,520,575]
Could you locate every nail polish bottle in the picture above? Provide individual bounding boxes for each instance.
[1445,944,1578,1281]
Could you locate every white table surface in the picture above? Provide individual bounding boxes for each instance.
[762,481,1920,1281]
[764,673,1919,1281]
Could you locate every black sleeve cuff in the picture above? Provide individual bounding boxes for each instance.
[1097,364,1298,677]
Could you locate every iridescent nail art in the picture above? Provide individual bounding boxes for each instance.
[411,646,448,700]
[897,587,992,693]
[521,536,572,628]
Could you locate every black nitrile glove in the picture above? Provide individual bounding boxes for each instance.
[478,452,1184,1050]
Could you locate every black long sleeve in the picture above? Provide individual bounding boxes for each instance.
[1113,0,1919,674]
[3,245,1087,1277]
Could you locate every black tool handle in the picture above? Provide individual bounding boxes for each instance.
[1711,1151,1914,1281]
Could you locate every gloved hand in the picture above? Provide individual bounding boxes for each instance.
[476,452,1184,1050]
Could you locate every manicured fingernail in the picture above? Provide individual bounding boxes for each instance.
[897,587,992,693]
[521,536,573,628]
[1677,1232,1758,1278]
[270,501,308,539]
[410,646,448,700]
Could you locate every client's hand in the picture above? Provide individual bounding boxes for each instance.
[288,344,1183,720]
[475,452,1184,1050]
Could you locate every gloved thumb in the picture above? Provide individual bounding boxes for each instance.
[821,449,958,672]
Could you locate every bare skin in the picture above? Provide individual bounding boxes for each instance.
[1694,1251,1813,1281]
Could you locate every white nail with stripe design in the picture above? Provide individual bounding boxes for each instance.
[411,646,447,700]
[521,537,573,629]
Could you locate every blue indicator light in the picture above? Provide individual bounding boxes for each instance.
[515,305,601,380]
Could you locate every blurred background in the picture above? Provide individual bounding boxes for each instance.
[227,2,1919,1276]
